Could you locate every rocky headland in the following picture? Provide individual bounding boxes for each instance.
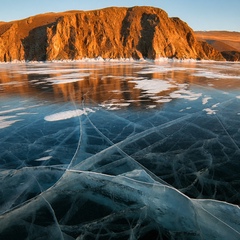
[0,6,226,62]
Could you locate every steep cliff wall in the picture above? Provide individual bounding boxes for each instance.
[0,7,225,61]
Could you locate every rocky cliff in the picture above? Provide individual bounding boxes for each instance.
[0,6,225,62]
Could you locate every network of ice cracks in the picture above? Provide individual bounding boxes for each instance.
[0,60,240,240]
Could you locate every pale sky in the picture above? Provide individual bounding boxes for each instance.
[0,0,239,31]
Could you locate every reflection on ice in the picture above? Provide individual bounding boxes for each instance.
[0,60,240,239]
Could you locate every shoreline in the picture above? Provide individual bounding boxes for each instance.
[0,57,237,65]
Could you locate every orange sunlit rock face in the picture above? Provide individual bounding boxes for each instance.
[0,7,225,62]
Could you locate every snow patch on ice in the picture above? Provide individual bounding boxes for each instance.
[202,96,212,105]
[48,78,84,84]
[147,105,157,109]
[203,102,219,115]
[46,73,90,85]
[16,112,38,115]
[99,102,130,110]
[137,66,190,74]
[0,107,26,115]
[129,79,175,94]
[35,156,52,161]
[169,89,202,101]
[44,108,95,122]
[203,108,217,115]
[0,116,22,129]
[192,71,240,79]
[128,79,202,103]
[212,103,219,108]
[156,98,172,103]
[179,107,192,112]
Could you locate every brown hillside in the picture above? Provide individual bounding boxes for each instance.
[195,31,240,61]
[195,31,240,41]
[205,40,238,52]
[0,7,225,62]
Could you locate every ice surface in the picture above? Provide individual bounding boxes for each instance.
[0,60,240,239]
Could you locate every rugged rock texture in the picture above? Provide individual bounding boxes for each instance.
[221,51,240,61]
[0,6,225,62]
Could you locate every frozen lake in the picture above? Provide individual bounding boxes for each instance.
[0,60,240,239]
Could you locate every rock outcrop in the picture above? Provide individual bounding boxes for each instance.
[0,6,225,62]
[221,51,240,61]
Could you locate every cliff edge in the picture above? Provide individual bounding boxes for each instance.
[0,6,225,62]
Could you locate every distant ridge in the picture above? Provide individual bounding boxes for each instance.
[0,6,225,62]
[195,31,240,61]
